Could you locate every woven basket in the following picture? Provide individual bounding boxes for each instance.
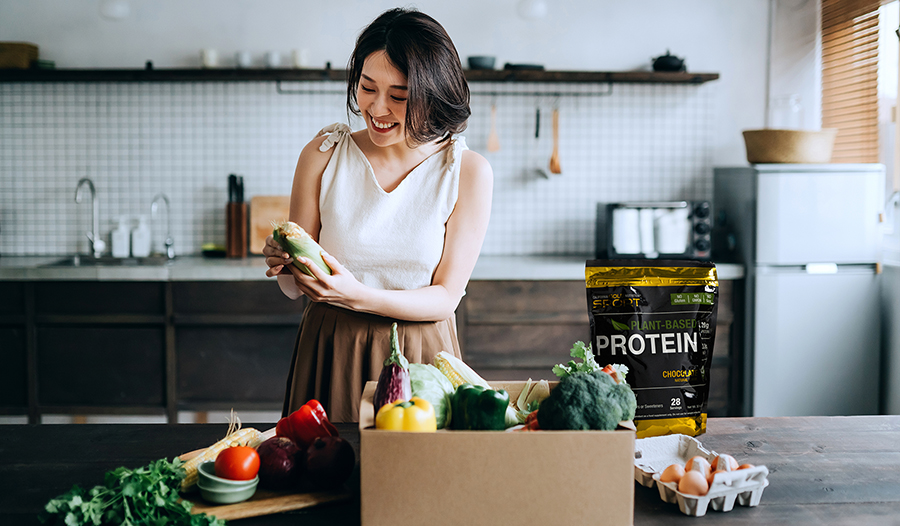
[0,42,39,69]
[742,129,838,164]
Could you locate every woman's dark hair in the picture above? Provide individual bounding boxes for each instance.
[347,8,471,145]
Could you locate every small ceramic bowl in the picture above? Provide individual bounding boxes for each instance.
[197,480,258,504]
[197,461,259,491]
[467,55,496,70]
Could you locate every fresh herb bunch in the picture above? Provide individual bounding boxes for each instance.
[552,341,629,384]
[552,341,601,377]
[40,457,225,526]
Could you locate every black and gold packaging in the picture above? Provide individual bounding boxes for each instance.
[586,260,718,438]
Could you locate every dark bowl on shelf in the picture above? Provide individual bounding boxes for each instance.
[467,56,496,70]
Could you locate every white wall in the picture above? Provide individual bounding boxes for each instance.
[0,0,772,166]
[768,0,821,130]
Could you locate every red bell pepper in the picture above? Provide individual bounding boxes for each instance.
[523,409,540,431]
[276,399,339,448]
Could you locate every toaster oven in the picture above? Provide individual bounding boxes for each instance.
[598,201,711,260]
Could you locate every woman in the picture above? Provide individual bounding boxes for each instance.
[263,8,493,422]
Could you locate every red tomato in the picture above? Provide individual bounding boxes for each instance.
[214,446,260,480]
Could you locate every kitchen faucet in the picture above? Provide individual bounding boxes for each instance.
[74,177,105,258]
[151,193,175,259]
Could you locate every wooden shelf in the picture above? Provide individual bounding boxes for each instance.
[464,69,718,84]
[0,67,719,84]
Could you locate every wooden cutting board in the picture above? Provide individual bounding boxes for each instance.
[179,430,351,520]
[249,195,291,255]
[186,488,351,520]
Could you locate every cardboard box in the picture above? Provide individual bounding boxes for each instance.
[359,380,635,526]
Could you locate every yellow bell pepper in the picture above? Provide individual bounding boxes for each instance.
[375,397,437,432]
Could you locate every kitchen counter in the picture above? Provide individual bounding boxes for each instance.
[2,415,897,525]
[0,255,745,281]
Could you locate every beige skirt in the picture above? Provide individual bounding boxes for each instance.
[282,301,461,423]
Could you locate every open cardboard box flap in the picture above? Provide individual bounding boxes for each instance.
[359,380,635,526]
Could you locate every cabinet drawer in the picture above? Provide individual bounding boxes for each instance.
[172,282,304,316]
[176,326,297,404]
[465,324,590,370]
[465,281,588,322]
[34,282,163,316]
[36,326,165,405]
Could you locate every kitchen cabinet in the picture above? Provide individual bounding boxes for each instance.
[0,326,27,410]
[36,326,165,407]
[0,280,305,423]
[457,279,741,417]
[0,282,27,415]
[172,282,303,412]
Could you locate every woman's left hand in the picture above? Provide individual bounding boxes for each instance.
[288,252,366,309]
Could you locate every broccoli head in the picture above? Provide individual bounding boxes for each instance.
[537,370,637,431]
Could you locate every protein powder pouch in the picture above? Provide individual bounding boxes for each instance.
[586,259,718,438]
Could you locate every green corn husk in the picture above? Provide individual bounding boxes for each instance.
[272,221,333,277]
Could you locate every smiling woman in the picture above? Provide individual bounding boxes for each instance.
[346,9,471,147]
[261,8,493,423]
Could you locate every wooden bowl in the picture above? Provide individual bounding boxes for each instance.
[742,129,838,163]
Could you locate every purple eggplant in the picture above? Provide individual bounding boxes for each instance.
[373,322,411,411]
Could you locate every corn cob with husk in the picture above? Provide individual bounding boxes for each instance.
[433,351,491,389]
[272,220,332,277]
[178,412,271,491]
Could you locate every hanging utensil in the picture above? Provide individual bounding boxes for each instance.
[487,104,501,152]
[533,106,549,179]
[549,108,561,174]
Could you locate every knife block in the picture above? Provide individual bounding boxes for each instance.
[226,202,248,258]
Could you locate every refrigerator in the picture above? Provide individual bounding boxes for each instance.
[714,164,885,417]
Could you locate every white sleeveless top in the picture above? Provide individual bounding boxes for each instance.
[315,123,466,291]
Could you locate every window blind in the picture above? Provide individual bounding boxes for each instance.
[821,0,881,163]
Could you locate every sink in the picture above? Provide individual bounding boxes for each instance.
[43,255,173,267]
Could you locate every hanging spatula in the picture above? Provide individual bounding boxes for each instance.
[487,104,501,152]
[549,108,562,174]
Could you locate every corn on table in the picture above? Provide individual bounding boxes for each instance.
[2,416,900,525]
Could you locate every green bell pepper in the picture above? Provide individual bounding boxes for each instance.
[450,383,510,431]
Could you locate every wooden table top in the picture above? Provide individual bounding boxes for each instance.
[3,415,899,525]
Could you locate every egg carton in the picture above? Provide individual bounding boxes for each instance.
[634,434,769,517]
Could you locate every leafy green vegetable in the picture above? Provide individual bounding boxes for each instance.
[409,363,455,429]
[551,341,600,378]
[39,457,225,526]
[537,370,637,431]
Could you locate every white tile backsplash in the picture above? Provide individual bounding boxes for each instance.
[0,80,714,256]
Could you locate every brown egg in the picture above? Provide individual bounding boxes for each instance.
[711,453,738,472]
[659,463,685,484]
[737,463,755,470]
[708,468,724,486]
[678,470,710,496]
[684,456,712,478]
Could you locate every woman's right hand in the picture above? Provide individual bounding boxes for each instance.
[263,234,293,277]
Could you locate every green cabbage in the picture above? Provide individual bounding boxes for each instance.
[409,363,454,429]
